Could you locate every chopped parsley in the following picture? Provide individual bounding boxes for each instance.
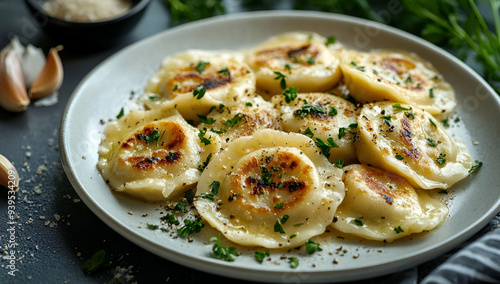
[442,118,450,127]
[334,158,344,169]
[274,202,284,209]
[328,106,338,116]
[161,213,180,225]
[381,115,392,126]
[210,127,227,134]
[293,223,304,227]
[405,111,415,119]
[217,66,228,76]
[394,226,404,234]
[245,102,253,107]
[273,71,287,89]
[315,137,338,158]
[373,69,379,75]
[307,56,316,65]
[338,127,356,139]
[211,233,238,262]
[82,249,107,273]
[223,113,245,127]
[142,129,161,144]
[294,102,326,119]
[284,63,292,71]
[325,35,336,46]
[427,138,437,147]
[254,250,270,263]
[149,95,160,101]
[199,181,220,201]
[392,103,409,110]
[195,60,209,73]
[198,129,211,146]
[429,119,437,128]
[395,154,404,160]
[116,107,124,119]
[429,88,435,98]
[261,166,273,185]
[184,188,195,203]
[197,114,216,124]
[305,240,323,254]
[274,215,289,234]
[303,127,315,138]
[174,200,189,213]
[173,85,178,91]
[469,160,483,174]
[351,61,365,72]
[289,257,299,268]
[354,217,363,227]
[146,223,159,230]
[197,153,212,172]
[436,153,446,165]
[405,76,412,84]
[177,217,204,237]
[193,85,206,99]
[283,87,299,103]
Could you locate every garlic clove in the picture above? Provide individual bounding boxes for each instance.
[29,45,64,99]
[10,36,46,88]
[0,154,19,191]
[0,47,30,112]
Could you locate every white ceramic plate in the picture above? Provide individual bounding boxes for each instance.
[60,11,500,283]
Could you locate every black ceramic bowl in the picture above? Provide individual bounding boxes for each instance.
[24,0,151,49]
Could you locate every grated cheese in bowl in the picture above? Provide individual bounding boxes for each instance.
[42,0,133,22]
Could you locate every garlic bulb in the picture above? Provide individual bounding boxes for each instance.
[29,45,64,99]
[0,154,19,191]
[0,47,30,112]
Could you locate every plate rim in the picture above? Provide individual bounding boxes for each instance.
[59,10,500,283]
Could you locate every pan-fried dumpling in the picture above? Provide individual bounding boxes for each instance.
[194,129,345,248]
[332,164,448,242]
[340,50,456,116]
[272,92,359,165]
[98,108,220,201]
[245,32,342,97]
[144,50,255,121]
[355,102,472,189]
[197,94,281,147]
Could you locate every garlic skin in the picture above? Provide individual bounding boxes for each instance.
[10,36,46,88]
[0,47,30,112]
[0,154,19,191]
[29,45,64,99]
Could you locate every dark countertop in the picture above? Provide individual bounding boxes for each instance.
[0,0,499,283]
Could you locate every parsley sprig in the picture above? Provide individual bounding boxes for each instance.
[177,217,204,237]
[211,233,239,262]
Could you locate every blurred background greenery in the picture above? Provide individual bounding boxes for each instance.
[163,0,500,93]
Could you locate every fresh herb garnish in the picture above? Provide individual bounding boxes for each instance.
[198,129,211,146]
[195,60,209,73]
[338,127,355,139]
[284,63,292,71]
[199,181,220,201]
[429,88,435,98]
[436,153,446,165]
[405,76,412,84]
[307,56,316,65]
[381,115,392,126]
[396,154,404,160]
[223,113,245,127]
[394,226,404,234]
[161,213,180,225]
[255,250,270,264]
[405,111,415,119]
[392,103,409,110]
[193,85,206,99]
[82,249,107,273]
[217,66,228,76]
[429,118,437,128]
[197,114,216,124]
[273,71,287,89]
[116,108,124,119]
[315,137,338,158]
[274,215,289,234]
[305,240,323,254]
[334,158,344,169]
[469,160,483,174]
[325,35,336,46]
[174,200,189,213]
[351,61,365,72]
[245,102,253,107]
[294,102,326,118]
[427,138,437,147]
[274,202,285,209]
[290,257,299,268]
[149,95,160,101]
[442,118,450,127]
[303,127,315,138]
[354,217,363,227]
[283,87,299,103]
[177,217,204,237]
[198,153,212,172]
[211,233,238,262]
[328,106,338,116]
[147,223,159,230]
